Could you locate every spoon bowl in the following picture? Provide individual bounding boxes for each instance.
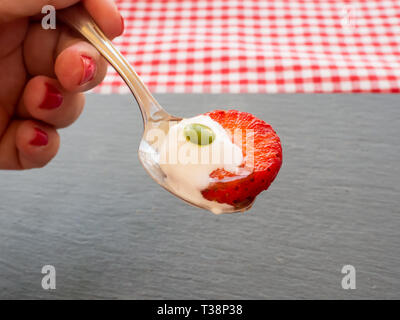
[59,5,254,213]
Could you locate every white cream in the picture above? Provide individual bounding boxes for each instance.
[159,115,243,214]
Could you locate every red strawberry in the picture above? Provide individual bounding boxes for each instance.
[201,110,282,208]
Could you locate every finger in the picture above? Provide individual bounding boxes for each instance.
[17,76,85,129]
[0,119,59,170]
[54,31,108,92]
[23,23,108,91]
[0,37,26,114]
[0,18,28,59]
[17,120,60,169]
[23,23,60,77]
[83,0,124,40]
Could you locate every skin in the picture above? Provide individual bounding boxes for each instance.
[0,0,123,169]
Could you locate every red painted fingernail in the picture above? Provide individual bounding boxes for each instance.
[80,55,96,85]
[30,128,48,147]
[40,83,63,109]
[120,14,125,34]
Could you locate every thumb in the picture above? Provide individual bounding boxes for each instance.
[0,0,80,23]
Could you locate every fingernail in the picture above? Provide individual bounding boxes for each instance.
[120,14,125,34]
[80,55,96,85]
[30,128,48,147]
[40,83,63,109]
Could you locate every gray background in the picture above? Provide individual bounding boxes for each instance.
[0,94,399,299]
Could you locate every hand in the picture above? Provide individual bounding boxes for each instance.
[0,0,123,169]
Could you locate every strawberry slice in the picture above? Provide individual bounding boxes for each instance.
[201,110,282,208]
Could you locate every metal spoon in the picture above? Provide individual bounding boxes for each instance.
[58,4,254,213]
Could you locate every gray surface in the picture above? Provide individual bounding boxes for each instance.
[0,93,399,299]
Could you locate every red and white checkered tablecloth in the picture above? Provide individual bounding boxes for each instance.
[94,0,400,94]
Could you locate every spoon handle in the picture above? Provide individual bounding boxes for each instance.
[58,4,169,124]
